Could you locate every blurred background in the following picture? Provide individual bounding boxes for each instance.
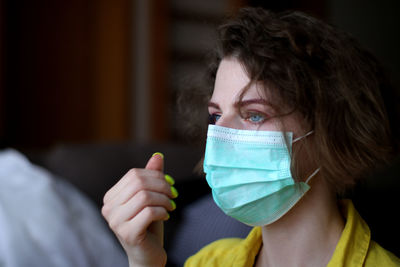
[0,0,399,150]
[1,1,400,260]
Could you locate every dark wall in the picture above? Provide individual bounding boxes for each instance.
[1,0,132,149]
[328,0,400,87]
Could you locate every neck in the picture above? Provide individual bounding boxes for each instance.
[255,177,344,267]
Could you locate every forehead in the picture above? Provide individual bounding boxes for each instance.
[212,58,266,102]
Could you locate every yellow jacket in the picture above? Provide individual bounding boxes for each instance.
[185,200,400,266]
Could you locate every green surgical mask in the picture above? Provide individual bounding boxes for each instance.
[203,125,319,226]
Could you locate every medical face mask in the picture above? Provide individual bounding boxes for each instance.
[203,124,319,226]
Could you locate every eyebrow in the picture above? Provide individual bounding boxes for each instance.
[207,99,271,109]
[207,101,220,109]
[234,99,271,108]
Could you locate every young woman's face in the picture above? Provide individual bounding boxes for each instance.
[209,58,305,138]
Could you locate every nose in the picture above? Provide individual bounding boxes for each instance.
[215,114,242,130]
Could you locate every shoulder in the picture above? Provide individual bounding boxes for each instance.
[184,227,261,267]
[184,237,244,266]
[364,241,400,266]
[328,200,400,266]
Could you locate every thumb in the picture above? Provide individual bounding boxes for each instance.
[145,153,165,246]
[145,152,164,172]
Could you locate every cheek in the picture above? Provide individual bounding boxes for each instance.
[257,118,282,132]
[258,123,280,131]
[280,114,307,137]
[291,143,316,182]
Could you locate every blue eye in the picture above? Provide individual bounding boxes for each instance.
[209,114,221,125]
[247,113,266,123]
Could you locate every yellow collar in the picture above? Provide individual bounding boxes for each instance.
[327,199,370,266]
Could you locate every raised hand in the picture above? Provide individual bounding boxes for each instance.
[102,153,177,267]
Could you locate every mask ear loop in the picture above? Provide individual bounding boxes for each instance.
[293,130,314,143]
[305,167,320,184]
[292,130,319,184]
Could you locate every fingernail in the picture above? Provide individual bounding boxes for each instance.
[164,174,175,186]
[170,200,176,211]
[170,186,179,198]
[166,213,170,220]
[152,152,164,159]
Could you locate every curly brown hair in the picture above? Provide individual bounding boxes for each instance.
[179,7,399,194]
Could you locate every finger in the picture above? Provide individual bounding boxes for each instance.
[105,191,175,228]
[104,167,164,205]
[144,153,178,199]
[103,174,132,204]
[145,152,164,171]
[104,170,172,209]
[103,152,164,204]
[107,152,171,205]
[117,206,169,246]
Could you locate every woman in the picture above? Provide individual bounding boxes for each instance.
[101,8,400,266]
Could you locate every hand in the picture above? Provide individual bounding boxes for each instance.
[102,153,177,267]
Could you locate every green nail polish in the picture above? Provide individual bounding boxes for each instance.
[165,174,175,185]
[152,152,164,159]
[166,213,170,220]
[170,200,176,210]
[171,186,179,198]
